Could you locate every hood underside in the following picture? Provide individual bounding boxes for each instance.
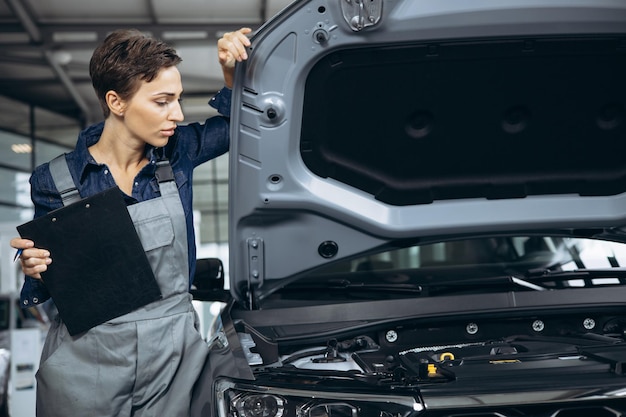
[228,0,626,304]
[301,38,625,205]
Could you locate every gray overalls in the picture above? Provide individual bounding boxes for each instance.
[35,156,209,417]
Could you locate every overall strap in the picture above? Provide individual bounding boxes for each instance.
[49,153,81,206]
[154,159,178,197]
[154,159,175,183]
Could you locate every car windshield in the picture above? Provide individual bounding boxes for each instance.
[345,236,626,273]
[275,236,626,302]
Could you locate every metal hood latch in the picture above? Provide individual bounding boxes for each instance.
[341,0,383,31]
[246,237,264,308]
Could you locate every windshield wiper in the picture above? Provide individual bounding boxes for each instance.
[510,276,547,291]
[410,274,550,296]
[289,275,546,296]
[287,268,626,298]
[290,279,424,294]
[517,268,626,288]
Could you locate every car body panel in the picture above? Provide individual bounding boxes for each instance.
[190,1,626,416]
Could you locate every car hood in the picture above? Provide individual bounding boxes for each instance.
[227,0,626,305]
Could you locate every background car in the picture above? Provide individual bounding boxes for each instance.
[191,0,626,416]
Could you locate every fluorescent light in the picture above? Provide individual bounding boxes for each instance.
[12,144,32,154]
[162,31,209,40]
[52,31,98,42]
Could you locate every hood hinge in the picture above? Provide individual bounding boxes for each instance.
[246,237,264,309]
[341,0,383,31]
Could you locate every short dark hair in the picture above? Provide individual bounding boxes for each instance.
[89,29,182,118]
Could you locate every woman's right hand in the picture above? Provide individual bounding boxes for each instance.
[10,237,51,280]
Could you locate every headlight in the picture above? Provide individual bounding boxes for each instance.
[234,393,284,417]
[215,380,424,417]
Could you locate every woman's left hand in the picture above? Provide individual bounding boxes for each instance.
[218,27,252,88]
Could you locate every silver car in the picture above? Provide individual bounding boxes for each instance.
[192,1,626,416]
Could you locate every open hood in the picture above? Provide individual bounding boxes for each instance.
[228,0,626,305]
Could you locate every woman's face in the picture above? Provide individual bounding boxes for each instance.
[121,66,184,148]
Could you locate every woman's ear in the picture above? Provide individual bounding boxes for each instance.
[105,90,126,117]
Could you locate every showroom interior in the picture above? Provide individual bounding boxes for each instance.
[0,0,293,415]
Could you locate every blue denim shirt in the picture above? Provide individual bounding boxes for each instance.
[20,87,232,307]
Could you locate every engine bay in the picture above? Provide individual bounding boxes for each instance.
[253,309,626,388]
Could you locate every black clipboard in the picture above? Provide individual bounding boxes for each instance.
[17,186,162,335]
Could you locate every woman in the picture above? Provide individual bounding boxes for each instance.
[10,27,251,416]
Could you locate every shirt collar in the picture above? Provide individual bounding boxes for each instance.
[74,121,159,182]
[74,121,103,181]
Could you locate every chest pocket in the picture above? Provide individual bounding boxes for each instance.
[128,198,175,252]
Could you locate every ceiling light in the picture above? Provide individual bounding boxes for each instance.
[12,144,32,154]
[162,31,209,40]
[50,50,73,65]
[52,31,98,43]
